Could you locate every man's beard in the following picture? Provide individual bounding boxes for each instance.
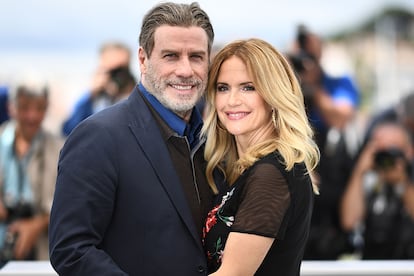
[144,63,205,116]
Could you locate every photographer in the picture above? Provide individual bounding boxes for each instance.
[62,41,133,136]
[341,122,414,259]
[0,80,64,264]
[289,25,360,259]
[289,25,359,135]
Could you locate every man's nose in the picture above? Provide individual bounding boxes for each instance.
[176,58,193,77]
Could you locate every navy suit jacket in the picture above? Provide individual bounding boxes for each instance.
[49,86,208,275]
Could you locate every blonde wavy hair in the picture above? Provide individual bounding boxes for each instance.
[201,38,320,194]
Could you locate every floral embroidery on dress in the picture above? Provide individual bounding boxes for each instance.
[203,188,235,237]
[203,187,235,265]
[210,236,224,264]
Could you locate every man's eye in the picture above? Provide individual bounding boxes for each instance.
[191,55,203,60]
[164,53,177,58]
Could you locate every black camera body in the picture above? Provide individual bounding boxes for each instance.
[0,202,34,262]
[288,51,316,74]
[108,66,135,91]
[289,52,319,96]
[374,147,413,181]
[5,203,34,224]
[374,148,405,169]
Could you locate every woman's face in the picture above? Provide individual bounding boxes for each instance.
[214,56,272,143]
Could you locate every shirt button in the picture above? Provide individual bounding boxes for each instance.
[197,265,205,273]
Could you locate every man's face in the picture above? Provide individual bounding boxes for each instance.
[98,48,131,98]
[13,94,47,140]
[372,124,413,184]
[100,48,130,72]
[139,25,209,120]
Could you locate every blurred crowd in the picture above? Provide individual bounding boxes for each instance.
[0,24,414,264]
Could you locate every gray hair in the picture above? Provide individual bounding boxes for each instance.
[99,41,131,58]
[139,2,214,58]
[11,80,49,105]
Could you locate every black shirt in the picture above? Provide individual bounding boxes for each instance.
[203,152,313,275]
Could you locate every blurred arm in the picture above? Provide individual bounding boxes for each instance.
[340,143,375,231]
[209,232,274,276]
[8,213,49,260]
[313,88,355,130]
[403,184,414,219]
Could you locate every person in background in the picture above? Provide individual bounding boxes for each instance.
[0,80,63,265]
[202,38,320,276]
[341,122,414,259]
[0,85,9,125]
[362,92,414,147]
[104,65,136,102]
[49,2,215,275]
[288,25,360,259]
[61,41,132,136]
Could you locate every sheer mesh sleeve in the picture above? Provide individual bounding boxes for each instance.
[231,162,290,239]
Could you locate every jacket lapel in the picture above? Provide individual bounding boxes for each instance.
[126,87,203,250]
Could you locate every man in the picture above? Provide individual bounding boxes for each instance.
[362,92,414,148]
[49,2,215,275]
[341,122,414,259]
[61,41,132,136]
[0,80,63,264]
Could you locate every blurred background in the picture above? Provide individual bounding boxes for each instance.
[1,0,414,134]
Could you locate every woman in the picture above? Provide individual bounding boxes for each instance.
[202,38,320,275]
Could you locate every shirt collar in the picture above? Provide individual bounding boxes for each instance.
[139,82,203,148]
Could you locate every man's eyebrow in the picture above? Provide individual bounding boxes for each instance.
[189,50,207,56]
[159,49,207,56]
[160,49,177,54]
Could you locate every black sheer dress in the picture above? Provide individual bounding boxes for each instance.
[203,152,314,276]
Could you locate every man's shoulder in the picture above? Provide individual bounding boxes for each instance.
[42,129,65,148]
[0,86,8,97]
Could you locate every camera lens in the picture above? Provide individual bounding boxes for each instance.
[374,148,405,169]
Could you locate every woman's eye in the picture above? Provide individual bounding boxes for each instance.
[242,85,255,91]
[216,85,228,92]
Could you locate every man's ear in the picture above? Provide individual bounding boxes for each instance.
[138,47,147,74]
[7,101,16,119]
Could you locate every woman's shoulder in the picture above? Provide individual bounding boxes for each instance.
[253,151,307,178]
[248,152,286,181]
[254,151,284,168]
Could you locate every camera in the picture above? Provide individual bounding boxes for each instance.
[288,51,316,74]
[107,66,135,91]
[290,24,319,74]
[0,231,18,262]
[5,202,34,224]
[374,148,405,170]
[0,202,34,262]
[288,25,323,109]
